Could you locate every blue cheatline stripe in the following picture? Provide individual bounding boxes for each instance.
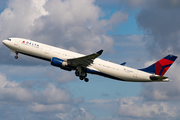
[86,68,123,81]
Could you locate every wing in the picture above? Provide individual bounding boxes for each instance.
[67,50,103,67]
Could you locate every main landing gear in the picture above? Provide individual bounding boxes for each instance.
[14,52,18,59]
[75,67,89,82]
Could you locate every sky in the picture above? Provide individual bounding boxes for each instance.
[0,0,180,120]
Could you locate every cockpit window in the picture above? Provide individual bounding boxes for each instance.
[7,38,11,41]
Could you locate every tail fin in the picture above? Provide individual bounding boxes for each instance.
[139,55,178,76]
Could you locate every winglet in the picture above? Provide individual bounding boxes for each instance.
[96,50,103,55]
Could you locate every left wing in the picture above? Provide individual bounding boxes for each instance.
[67,50,103,67]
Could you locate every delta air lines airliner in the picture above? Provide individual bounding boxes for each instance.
[2,38,178,82]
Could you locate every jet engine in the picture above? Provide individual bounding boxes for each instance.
[51,57,68,67]
[51,57,74,71]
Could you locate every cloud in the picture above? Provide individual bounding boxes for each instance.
[0,0,128,66]
[40,83,73,104]
[0,0,47,39]
[111,34,148,68]
[132,2,180,119]
[83,97,180,120]
[56,108,95,120]
[0,73,75,104]
[0,73,34,104]
[88,98,118,104]
[108,11,128,29]
[0,65,77,85]
[30,0,128,53]
[114,34,146,47]
[95,0,144,9]
[136,0,180,57]
[116,97,179,119]
[0,0,49,65]
[140,62,180,101]
[96,0,180,58]
[84,99,119,116]
[0,73,90,119]
[28,103,71,113]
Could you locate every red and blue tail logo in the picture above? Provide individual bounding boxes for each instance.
[140,55,178,76]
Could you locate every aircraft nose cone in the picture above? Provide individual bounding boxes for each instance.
[2,40,5,44]
[2,40,8,45]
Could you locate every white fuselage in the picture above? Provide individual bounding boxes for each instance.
[2,38,168,82]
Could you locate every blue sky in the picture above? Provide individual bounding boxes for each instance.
[0,0,180,120]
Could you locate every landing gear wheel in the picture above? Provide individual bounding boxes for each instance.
[84,73,87,78]
[79,76,84,80]
[75,71,79,76]
[15,52,18,59]
[15,56,18,59]
[84,78,89,82]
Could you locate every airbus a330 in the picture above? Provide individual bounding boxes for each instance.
[2,38,178,82]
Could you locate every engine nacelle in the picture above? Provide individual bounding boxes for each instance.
[51,57,68,67]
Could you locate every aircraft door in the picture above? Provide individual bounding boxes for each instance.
[14,39,19,46]
[14,39,21,48]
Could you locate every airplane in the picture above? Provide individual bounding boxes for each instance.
[2,38,178,82]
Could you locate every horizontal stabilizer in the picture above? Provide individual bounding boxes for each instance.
[120,62,126,66]
[150,75,169,82]
[150,75,167,80]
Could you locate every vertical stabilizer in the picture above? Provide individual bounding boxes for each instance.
[139,55,178,76]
